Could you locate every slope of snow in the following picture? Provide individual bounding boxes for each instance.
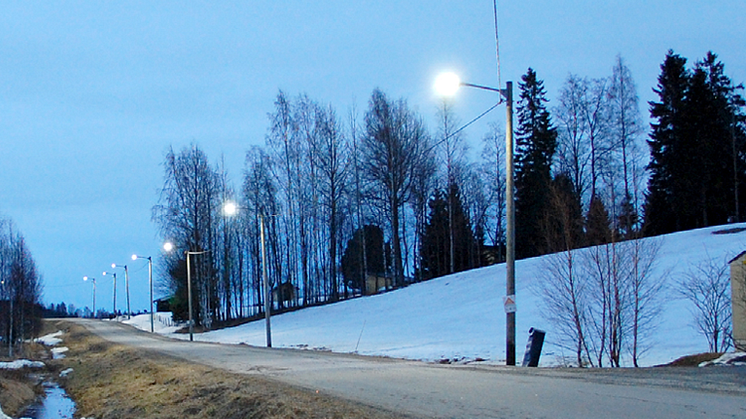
[130,224,746,367]
[123,312,181,334]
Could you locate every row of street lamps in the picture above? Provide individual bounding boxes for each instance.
[80,201,271,346]
[82,254,154,333]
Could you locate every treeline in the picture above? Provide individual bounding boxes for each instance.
[152,51,745,329]
[0,216,43,356]
[152,89,500,326]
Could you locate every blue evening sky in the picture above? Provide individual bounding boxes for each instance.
[1,1,744,312]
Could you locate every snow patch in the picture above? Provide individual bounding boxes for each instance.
[35,330,64,346]
[0,403,11,419]
[60,368,74,377]
[52,347,69,359]
[0,359,45,370]
[123,312,182,334]
[699,352,746,367]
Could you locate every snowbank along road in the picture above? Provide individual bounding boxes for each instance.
[75,320,745,419]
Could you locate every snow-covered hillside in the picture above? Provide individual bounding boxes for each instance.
[127,224,746,367]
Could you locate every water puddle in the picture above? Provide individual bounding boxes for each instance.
[19,381,75,419]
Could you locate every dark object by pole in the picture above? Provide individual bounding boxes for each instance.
[522,328,545,367]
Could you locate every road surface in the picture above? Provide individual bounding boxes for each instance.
[74,320,745,419]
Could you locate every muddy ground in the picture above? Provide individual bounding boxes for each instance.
[49,320,408,419]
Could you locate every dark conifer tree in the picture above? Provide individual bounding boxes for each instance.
[514,68,558,258]
[447,180,478,273]
[586,195,612,246]
[645,51,691,235]
[420,190,449,279]
[645,51,746,235]
[420,181,477,279]
[341,225,389,293]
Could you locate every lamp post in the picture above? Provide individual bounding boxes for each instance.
[111,263,131,319]
[164,242,208,342]
[132,254,154,332]
[83,276,97,318]
[223,201,273,348]
[435,72,516,366]
[102,271,117,319]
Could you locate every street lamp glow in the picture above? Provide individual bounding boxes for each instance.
[434,72,461,97]
[223,201,238,216]
[131,254,137,261]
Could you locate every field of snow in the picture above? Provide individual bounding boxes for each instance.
[126,224,746,367]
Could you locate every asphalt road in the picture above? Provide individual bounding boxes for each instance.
[75,320,745,419]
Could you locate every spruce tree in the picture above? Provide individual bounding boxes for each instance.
[514,68,558,258]
[420,181,477,279]
[645,51,746,235]
[586,195,612,246]
[447,180,478,273]
[420,190,449,279]
[645,51,690,235]
[341,225,389,293]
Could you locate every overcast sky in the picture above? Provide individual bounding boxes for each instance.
[2,1,744,313]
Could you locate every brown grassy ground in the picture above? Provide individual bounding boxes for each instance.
[51,320,408,419]
[665,352,723,367]
[0,369,38,417]
[0,330,54,416]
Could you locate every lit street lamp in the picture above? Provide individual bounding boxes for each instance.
[83,276,97,318]
[132,254,154,332]
[102,271,117,319]
[164,242,209,342]
[111,263,131,319]
[435,71,517,366]
[223,201,273,348]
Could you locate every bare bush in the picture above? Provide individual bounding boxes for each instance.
[679,255,733,352]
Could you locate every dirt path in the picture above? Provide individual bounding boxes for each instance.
[74,319,746,419]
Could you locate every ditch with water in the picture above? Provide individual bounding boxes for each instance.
[19,381,75,419]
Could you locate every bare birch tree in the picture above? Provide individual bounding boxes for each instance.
[152,144,222,325]
[679,254,733,352]
[362,89,429,287]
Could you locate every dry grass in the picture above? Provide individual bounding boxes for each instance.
[0,370,38,417]
[0,327,57,416]
[665,352,724,367]
[51,320,407,419]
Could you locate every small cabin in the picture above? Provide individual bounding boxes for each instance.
[364,274,392,295]
[155,296,172,313]
[728,251,746,350]
[272,281,297,306]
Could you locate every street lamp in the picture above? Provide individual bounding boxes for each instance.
[111,263,131,319]
[223,201,273,348]
[83,276,97,318]
[435,71,517,366]
[102,271,117,319]
[164,242,209,342]
[132,254,154,332]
